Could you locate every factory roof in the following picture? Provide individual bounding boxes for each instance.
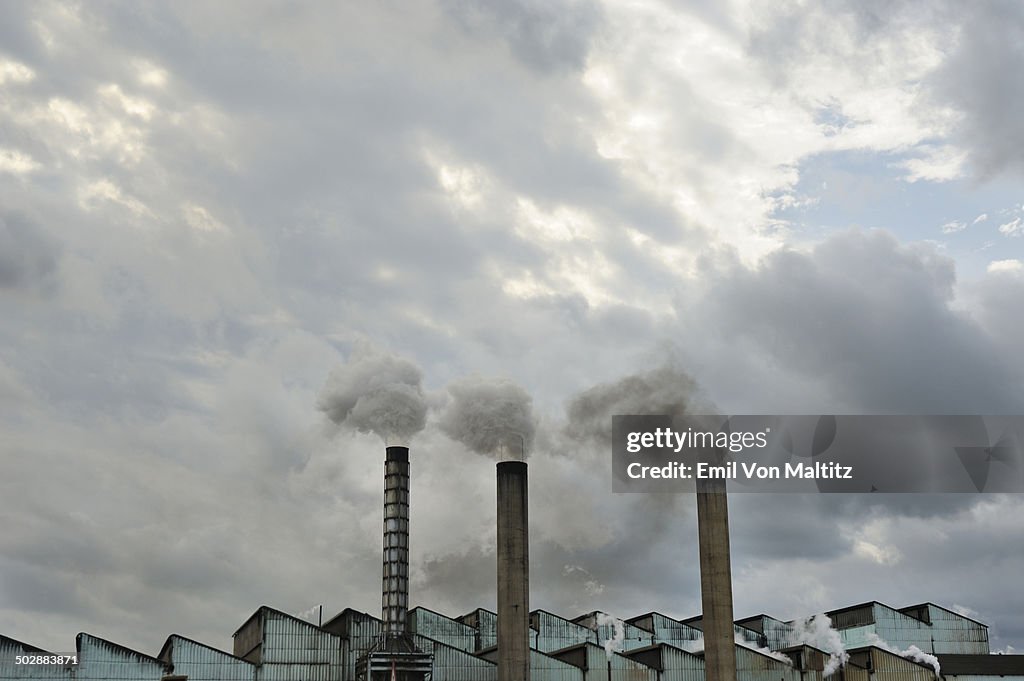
[900,603,988,628]
[158,633,255,665]
[78,632,169,668]
[231,605,325,638]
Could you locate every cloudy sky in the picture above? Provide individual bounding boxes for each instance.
[2,0,1024,659]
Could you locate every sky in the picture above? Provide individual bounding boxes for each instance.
[2,0,1024,659]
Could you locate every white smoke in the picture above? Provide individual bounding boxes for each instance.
[595,612,626,659]
[317,341,427,443]
[294,603,322,623]
[735,633,793,664]
[787,614,849,676]
[865,633,941,677]
[564,365,706,444]
[439,375,535,458]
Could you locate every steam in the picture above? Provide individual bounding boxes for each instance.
[565,365,706,444]
[317,341,427,443]
[595,612,626,659]
[439,376,535,458]
[787,615,848,676]
[866,633,941,677]
[734,633,793,664]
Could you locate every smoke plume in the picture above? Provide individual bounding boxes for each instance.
[734,633,793,664]
[595,612,626,659]
[866,633,941,677]
[787,614,848,676]
[439,375,535,457]
[565,365,707,444]
[317,341,427,443]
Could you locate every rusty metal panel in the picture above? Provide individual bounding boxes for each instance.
[408,607,476,653]
[76,633,170,680]
[160,635,256,681]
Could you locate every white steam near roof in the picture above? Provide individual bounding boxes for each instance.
[787,614,849,676]
[866,633,941,677]
[595,612,626,659]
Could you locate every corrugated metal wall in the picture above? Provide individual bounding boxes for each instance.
[922,606,988,655]
[408,608,476,653]
[633,614,702,651]
[861,647,937,681]
[734,645,800,681]
[234,610,265,663]
[160,635,256,681]
[0,636,74,681]
[582,643,658,681]
[479,646,585,681]
[572,614,655,653]
[533,612,598,653]
[75,633,169,681]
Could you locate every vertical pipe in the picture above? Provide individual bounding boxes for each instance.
[383,446,410,638]
[497,461,530,681]
[697,476,736,681]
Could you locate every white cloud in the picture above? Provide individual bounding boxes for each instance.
[0,148,40,175]
[999,217,1023,236]
[940,220,966,234]
[987,259,1023,274]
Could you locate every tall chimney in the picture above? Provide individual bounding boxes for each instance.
[696,476,737,681]
[382,445,411,638]
[497,458,530,681]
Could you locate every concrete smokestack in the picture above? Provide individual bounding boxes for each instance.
[696,476,737,681]
[497,459,530,681]
[382,445,411,638]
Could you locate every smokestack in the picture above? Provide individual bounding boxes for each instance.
[358,445,433,681]
[382,445,411,638]
[696,476,737,681]
[497,458,530,681]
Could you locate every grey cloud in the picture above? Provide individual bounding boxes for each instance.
[0,213,59,294]
[441,0,602,74]
[927,1,1024,177]
[683,229,1024,414]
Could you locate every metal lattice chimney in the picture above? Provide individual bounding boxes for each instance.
[357,445,432,681]
[382,445,411,637]
[497,436,530,681]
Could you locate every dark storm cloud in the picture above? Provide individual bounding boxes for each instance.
[0,213,59,294]
[441,0,603,73]
[683,229,1024,413]
[927,1,1024,176]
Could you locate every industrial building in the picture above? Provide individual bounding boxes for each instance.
[3,446,1022,681]
[2,598,1022,681]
